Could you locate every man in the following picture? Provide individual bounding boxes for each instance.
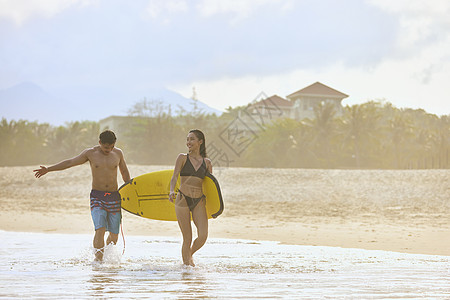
[33,130,131,261]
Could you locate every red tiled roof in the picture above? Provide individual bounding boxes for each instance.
[250,95,292,107]
[287,82,348,99]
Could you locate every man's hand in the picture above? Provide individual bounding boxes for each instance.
[33,166,48,178]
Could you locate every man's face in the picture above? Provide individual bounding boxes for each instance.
[99,142,115,154]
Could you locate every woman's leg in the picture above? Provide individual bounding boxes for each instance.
[175,194,194,266]
[191,198,208,257]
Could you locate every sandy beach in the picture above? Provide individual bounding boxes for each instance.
[1,165,449,256]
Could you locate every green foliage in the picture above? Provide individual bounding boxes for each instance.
[121,98,223,165]
[0,119,99,166]
[121,115,186,165]
[1,100,448,169]
[241,101,449,169]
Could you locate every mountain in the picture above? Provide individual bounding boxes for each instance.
[0,82,62,124]
[0,82,222,125]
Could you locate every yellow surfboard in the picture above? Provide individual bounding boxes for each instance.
[119,170,224,221]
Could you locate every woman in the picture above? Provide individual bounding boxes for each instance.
[169,129,212,266]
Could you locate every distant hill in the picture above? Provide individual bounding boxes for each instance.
[0,82,221,125]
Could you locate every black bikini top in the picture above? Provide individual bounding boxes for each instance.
[180,154,207,179]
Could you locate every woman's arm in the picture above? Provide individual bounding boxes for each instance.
[205,158,213,174]
[169,153,186,202]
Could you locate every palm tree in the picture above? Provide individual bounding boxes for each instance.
[303,102,337,167]
[0,118,16,165]
[434,115,450,168]
[384,110,414,169]
[338,102,382,168]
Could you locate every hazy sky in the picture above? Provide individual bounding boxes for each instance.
[1,0,449,115]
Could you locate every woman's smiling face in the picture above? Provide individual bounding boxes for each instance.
[186,132,202,152]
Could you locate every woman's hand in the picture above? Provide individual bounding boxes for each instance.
[169,191,176,203]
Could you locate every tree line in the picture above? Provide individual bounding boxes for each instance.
[241,101,449,169]
[0,119,99,166]
[0,100,448,169]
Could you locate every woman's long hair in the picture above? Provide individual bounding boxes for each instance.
[189,129,207,158]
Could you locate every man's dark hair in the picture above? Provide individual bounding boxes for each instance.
[99,130,117,144]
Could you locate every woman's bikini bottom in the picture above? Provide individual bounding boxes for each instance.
[178,190,205,211]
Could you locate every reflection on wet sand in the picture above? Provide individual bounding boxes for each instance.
[178,270,210,299]
[85,254,212,299]
[88,268,121,297]
[2,232,449,299]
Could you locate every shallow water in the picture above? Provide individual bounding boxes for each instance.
[1,231,449,299]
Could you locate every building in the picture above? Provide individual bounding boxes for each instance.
[100,82,348,137]
[240,82,348,128]
[246,94,293,118]
[287,82,348,120]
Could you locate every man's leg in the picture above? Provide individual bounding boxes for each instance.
[91,207,108,261]
[106,233,119,245]
[106,211,121,246]
[93,227,106,261]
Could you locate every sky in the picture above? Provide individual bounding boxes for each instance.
[0,0,449,116]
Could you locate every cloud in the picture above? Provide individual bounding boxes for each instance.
[368,0,450,51]
[145,0,188,23]
[0,0,97,25]
[173,53,450,116]
[197,0,286,24]
[367,0,450,100]
[0,0,398,90]
[1,0,448,117]
[170,0,450,115]
[145,0,295,25]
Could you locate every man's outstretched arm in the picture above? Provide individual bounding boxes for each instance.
[33,149,89,178]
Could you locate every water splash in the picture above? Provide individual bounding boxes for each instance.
[102,243,122,266]
[1,232,449,299]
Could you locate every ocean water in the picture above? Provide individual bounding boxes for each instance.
[1,231,449,299]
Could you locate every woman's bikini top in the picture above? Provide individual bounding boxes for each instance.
[180,154,207,179]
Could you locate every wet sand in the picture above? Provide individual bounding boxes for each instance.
[1,165,449,256]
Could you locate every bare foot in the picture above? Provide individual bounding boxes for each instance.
[183,256,195,267]
[188,256,195,267]
[94,248,104,261]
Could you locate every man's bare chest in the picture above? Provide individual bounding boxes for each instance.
[89,153,120,171]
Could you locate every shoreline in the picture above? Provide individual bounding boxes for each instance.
[1,211,449,257]
[1,165,449,257]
